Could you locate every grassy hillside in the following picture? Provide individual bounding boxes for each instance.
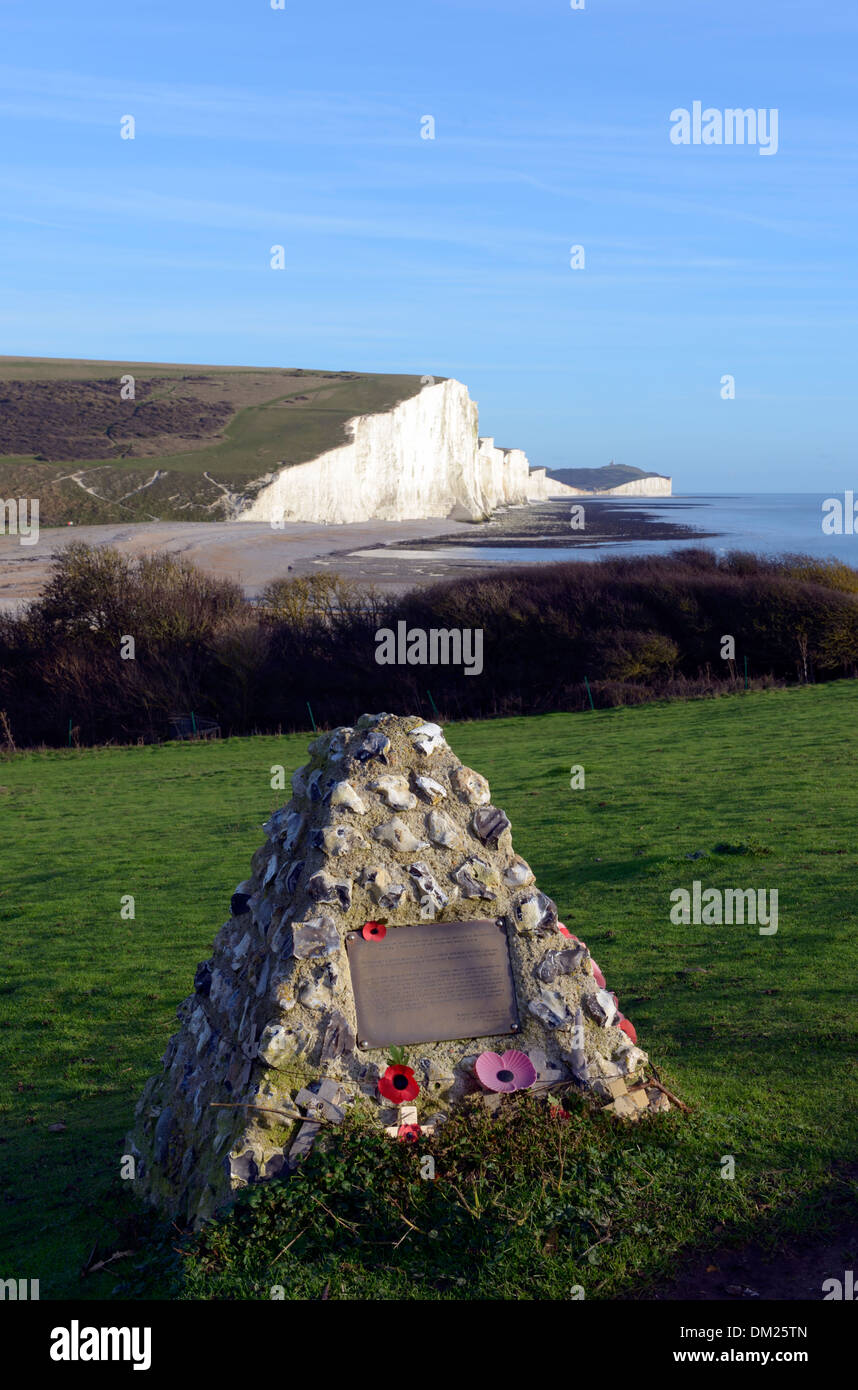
[1,684,856,1298]
[548,464,670,491]
[0,356,428,524]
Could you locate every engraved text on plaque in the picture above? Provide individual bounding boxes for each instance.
[346,918,519,1048]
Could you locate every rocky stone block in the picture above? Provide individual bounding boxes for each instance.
[583,988,618,1028]
[408,722,446,756]
[414,775,447,803]
[452,854,498,900]
[306,873,352,909]
[370,817,429,853]
[311,825,365,856]
[472,805,511,847]
[426,808,463,849]
[534,945,587,983]
[502,856,534,888]
[369,774,417,810]
[510,889,558,934]
[329,781,366,814]
[350,730,391,764]
[528,989,575,1029]
[320,1010,356,1062]
[409,861,450,918]
[450,766,491,805]
[258,1022,308,1068]
[292,915,340,958]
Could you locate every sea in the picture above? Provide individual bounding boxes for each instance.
[419,494,858,567]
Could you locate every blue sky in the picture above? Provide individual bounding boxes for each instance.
[1,0,855,490]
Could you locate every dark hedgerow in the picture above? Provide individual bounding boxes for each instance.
[2,545,858,749]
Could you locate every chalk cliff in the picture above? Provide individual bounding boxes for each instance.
[547,465,672,498]
[560,477,673,498]
[236,379,570,524]
[606,477,672,497]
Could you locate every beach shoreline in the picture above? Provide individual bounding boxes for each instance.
[0,499,711,611]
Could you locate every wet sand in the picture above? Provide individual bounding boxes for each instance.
[0,516,478,612]
[0,501,711,611]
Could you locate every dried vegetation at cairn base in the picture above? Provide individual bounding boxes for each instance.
[128,715,669,1224]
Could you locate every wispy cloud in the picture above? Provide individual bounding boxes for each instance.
[0,65,406,142]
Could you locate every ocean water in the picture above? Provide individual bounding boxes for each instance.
[422,494,858,566]
[592,493,858,562]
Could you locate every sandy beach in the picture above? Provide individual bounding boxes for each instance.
[0,515,484,612]
[0,500,709,612]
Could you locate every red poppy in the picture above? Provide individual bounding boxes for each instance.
[618,1018,637,1044]
[550,1105,570,1121]
[591,961,606,989]
[362,921,386,941]
[557,922,571,937]
[397,1123,421,1143]
[378,1064,420,1103]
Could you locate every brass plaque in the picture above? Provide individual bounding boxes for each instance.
[346,918,519,1048]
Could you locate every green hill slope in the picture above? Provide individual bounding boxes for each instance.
[0,357,428,524]
[548,463,670,491]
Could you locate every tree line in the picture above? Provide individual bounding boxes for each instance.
[1,543,857,749]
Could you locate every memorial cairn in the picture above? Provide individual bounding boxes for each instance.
[128,714,669,1223]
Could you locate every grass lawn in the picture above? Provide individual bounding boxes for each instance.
[1,684,856,1299]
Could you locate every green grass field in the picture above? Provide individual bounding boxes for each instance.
[1,685,856,1299]
[0,357,428,523]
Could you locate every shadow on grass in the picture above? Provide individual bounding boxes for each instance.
[85,1095,858,1303]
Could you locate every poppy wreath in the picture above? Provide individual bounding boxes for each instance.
[378,1063,420,1104]
[397,1124,421,1143]
[474,1049,536,1094]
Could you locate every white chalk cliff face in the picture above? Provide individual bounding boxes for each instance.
[561,478,673,498]
[608,477,672,497]
[235,379,573,525]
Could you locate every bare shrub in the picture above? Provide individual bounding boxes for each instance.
[3,547,858,747]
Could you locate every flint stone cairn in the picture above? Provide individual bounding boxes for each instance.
[128,713,668,1224]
